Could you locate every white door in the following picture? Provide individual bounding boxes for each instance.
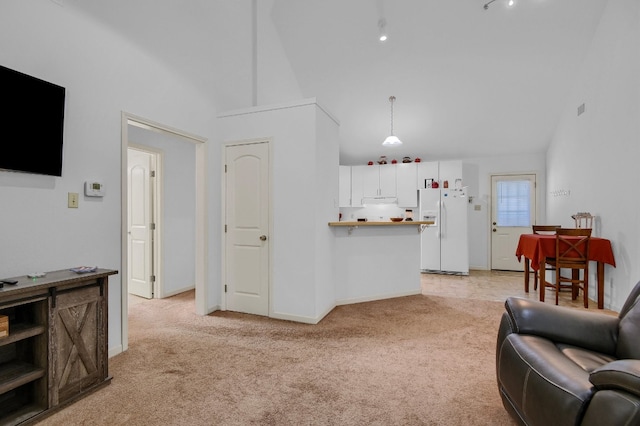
[225,141,270,316]
[491,174,536,271]
[127,148,155,298]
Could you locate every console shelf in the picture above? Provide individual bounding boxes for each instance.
[0,361,45,395]
[0,324,46,347]
[0,268,117,425]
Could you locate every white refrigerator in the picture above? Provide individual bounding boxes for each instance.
[419,188,469,274]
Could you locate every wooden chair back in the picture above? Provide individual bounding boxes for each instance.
[553,228,592,308]
[555,228,591,267]
[532,225,560,235]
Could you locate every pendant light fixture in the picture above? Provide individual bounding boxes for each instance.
[382,96,402,146]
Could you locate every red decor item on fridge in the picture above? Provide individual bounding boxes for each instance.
[414,157,421,163]
[432,181,439,188]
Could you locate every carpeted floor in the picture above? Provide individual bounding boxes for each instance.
[38,291,515,425]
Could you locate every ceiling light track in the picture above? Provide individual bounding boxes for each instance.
[483,0,515,10]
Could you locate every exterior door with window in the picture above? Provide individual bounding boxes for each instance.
[491,174,536,271]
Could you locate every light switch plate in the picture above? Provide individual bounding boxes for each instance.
[68,192,79,208]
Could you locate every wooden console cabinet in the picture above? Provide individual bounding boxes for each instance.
[0,268,117,425]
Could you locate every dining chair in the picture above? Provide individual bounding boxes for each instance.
[542,228,592,307]
[531,225,560,290]
[572,212,594,229]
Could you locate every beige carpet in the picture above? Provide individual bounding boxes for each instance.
[39,292,515,425]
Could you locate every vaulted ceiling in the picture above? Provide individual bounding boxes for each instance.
[67,0,608,165]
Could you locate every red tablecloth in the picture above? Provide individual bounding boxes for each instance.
[516,234,616,271]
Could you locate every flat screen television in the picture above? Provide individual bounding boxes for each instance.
[0,64,66,177]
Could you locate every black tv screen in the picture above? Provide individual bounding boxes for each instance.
[0,64,66,177]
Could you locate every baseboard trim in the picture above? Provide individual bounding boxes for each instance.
[108,344,123,358]
[336,290,422,306]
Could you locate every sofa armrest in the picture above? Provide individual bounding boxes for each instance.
[504,297,619,355]
[590,360,640,398]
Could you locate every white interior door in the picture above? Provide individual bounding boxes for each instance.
[128,148,155,299]
[225,141,270,316]
[491,174,536,271]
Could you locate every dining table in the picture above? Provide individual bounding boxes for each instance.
[515,233,616,309]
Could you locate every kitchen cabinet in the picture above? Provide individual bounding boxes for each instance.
[362,165,396,198]
[395,163,418,207]
[416,161,439,189]
[351,165,397,206]
[439,160,462,188]
[338,166,351,207]
[416,160,475,194]
[0,268,116,425]
[439,160,476,196]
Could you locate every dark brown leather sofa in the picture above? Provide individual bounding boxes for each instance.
[496,281,640,425]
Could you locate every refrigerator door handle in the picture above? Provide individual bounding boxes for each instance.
[437,199,442,239]
[440,200,445,239]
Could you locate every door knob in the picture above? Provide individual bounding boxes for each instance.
[493,228,497,232]
[260,235,267,241]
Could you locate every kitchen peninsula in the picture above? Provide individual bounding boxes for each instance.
[329,220,432,305]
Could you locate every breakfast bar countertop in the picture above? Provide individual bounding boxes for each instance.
[328,220,434,226]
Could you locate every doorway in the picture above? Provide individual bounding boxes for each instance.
[490,174,537,271]
[120,112,207,353]
[223,140,271,316]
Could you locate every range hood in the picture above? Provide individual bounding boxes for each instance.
[362,196,398,205]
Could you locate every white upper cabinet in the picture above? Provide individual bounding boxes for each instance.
[396,163,418,207]
[351,164,397,206]
[439,160,462,188]
[342,161,472,208]
[338,165,351,207]
[416,161,439,189]
[377,165,397,198]
[439,160,475,194]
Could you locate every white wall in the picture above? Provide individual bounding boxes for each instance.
[0,1,222,353]
[314,107,340,317]
[219,99,339,323]
[128,126,196,297]
[547,0,640,311]
[256,0,303,105]
[464,153,547,270]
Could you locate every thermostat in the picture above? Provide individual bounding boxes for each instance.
[84,181,105,197]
